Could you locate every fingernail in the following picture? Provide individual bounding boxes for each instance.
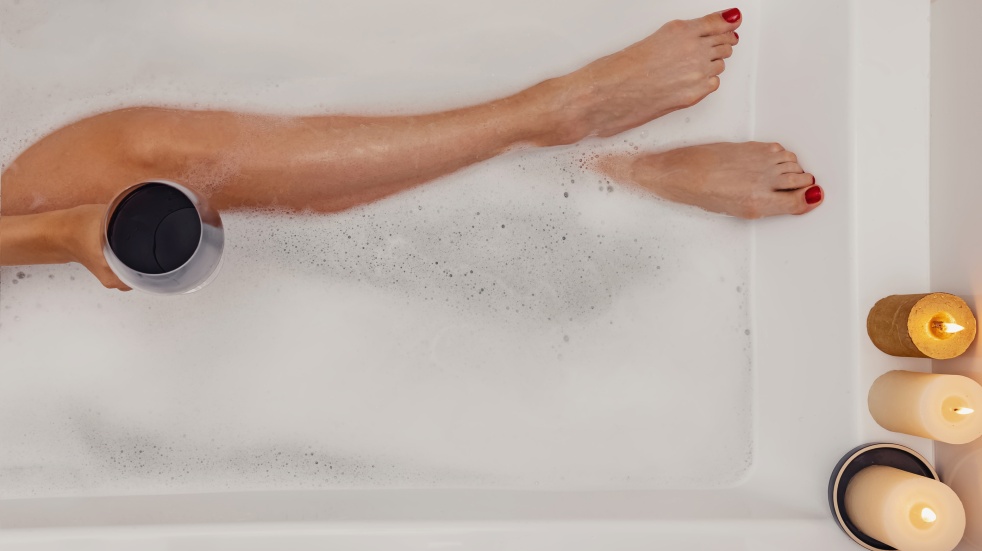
[734,32,739,40]
[722,8,741,23]
[805,185,823,205]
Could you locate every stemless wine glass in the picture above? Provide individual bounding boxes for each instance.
[102,180,224,294]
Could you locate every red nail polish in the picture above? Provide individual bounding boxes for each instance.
[733,32,739,40]
[805,185,823,205]
[722,8,741,23]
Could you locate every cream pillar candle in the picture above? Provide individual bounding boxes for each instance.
[845,466,966,551]
[867,293,976,359]
[869,371,982,445]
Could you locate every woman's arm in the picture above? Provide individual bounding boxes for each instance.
[0,210,74,266]
[0,206,130,290]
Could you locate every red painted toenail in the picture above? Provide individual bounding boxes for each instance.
[722,8,741,23]
[805,185,823,205]
[734,32,739,40]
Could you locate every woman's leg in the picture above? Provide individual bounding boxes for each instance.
[1,10,742,215]
[599,142,824,219]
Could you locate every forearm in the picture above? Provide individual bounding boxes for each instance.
[0,211,74,266]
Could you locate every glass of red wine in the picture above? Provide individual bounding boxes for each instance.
[102,181,224,294]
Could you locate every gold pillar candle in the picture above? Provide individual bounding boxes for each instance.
[845,465,966,551]
[867,293,977,359]
[869,371,982,445]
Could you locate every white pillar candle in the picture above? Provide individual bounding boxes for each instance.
[869,371,982,445]
[845,466,966,551]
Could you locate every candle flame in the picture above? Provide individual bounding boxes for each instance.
[954,407,975,416]
[936,322,965,334]
[921,507,938,524]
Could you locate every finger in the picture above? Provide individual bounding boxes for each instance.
[96,267,131,291]
[776,172,816,191]
[103,277,131,291]
[692,9,742,37]
[710,44,733,61]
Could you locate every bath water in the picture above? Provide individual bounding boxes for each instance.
[0,0,758,497]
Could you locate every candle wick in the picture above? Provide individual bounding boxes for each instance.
[933,321,965,334]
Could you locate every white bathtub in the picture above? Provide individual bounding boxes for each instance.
[0,0,935,549]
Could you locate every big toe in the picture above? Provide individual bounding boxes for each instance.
[782,184,823,216]
[750,184,823,219]
[692,8,742,37]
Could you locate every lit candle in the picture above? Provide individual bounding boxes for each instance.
[845,465,966,551]
[869,371,982,445]
[867,293,976,359]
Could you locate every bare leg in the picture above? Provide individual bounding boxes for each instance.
[0,10,741,216]
[597,142,824,219]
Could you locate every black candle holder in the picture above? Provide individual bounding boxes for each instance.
[828,443,939,551]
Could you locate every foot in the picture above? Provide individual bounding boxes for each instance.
[597,142,824,219]
[543,9,742,144]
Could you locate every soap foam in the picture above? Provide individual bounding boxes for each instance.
[0,0,757,497]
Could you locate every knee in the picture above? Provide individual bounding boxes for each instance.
[86,107,169,172]
[105,107,203,174]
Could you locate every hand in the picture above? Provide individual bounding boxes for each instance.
[55,204,132,291]
[541,10,742,144]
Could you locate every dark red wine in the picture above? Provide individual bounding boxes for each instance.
[107,183,202,274]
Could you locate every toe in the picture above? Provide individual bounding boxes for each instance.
[692,9,742,37]
[774,150,797,164]
[798,185,824,213]
[706,75,721,93]
[775,162,804,175]
[758,185,823,218]
[708,59,726,76]
[708,31,739,46]
[777,172,815,190]
[711,44,734,60]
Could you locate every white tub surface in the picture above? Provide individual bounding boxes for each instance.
[0,0,934,549]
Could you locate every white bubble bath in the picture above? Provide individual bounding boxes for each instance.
[0,1,933,549]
